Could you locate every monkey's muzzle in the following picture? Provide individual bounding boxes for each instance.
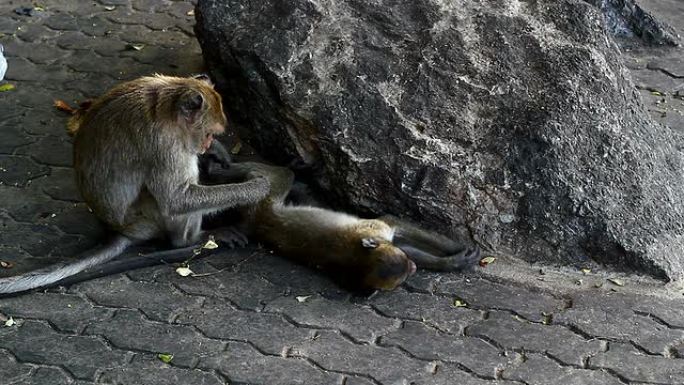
[201,133,214,153]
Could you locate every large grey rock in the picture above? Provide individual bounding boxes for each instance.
[195,0,684,280]
[588,0,680,46]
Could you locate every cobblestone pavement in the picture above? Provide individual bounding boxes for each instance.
[1,1,684,384]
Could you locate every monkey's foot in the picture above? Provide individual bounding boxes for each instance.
[210,227,249,248]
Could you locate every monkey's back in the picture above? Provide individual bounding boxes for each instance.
[71,79,170,234]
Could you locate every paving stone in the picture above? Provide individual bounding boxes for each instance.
[56,31,108,51]
[264,294,396,343]
[106,9,179,31]
[44,13,79,31]
[0,349,32,384]
[503,355,622,385]
[171,264,287,311]
[98,0,130,6]
[0,115,38,153]
[675,342,684,358]
[369,288,483,333]
[200,341,342,385]
[98,354,224,385]
[380,320,507,378]
[85,308,225,367]
[590,343,684,384]
[0,292,111,333]
[30,169,82,203]
[0,155,50,187]
[62,74,120,97]
[25,367,75,385]
[43,205,106,240]
[4,86,65,108]
[16,135,73,167]
[632,68,684,94]
[13,106,81,137]
[208,251,348,296]
[73,275,204,322]
[407,276,567,323]
[0,246,40,278]
[15,23,60,42]
[0,184,72,222]
[342,376,376,385]
[465,311,605,366]
[648,55,684,79]
[428,364,520,385]
[6,57,80,84]
[48,233,99,259]
[165,2,194,19]
[0,320,129,380]
[66,50,139,75]
[119,44,205,74]
[132,0,172,13]
[0,16,20,33]
[14,41,71,64]
[556,294,684,355]
[176,298,312,356]
[291,329,435,384]
[572,291,684,329]
[0,213,66,257]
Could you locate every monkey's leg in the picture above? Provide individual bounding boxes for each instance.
[401,245,481,272]
[380,215,466,257]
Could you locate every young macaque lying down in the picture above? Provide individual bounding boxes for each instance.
[209,161,480,292]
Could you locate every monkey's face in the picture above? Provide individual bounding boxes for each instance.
[361,240,416,291]
[177,76,228,154]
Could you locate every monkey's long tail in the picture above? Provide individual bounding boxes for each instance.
[0,235,132,295]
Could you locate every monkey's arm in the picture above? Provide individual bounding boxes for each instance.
[161,178,271,216]
[381,215,481,271]
[206,161,295,203]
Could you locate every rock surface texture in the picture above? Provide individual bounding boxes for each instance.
[196,0,684,280]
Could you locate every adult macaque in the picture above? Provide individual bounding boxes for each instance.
[0,74,269,294]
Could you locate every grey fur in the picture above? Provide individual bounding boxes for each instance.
[0,236,131,294]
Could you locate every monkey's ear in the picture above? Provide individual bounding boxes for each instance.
[361,238,379,249]
[179,92,204,120]
[192,74,214,86]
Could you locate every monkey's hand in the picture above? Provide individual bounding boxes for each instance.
[244,174,272,200]
[212,227,249,248]
[440,246,481,271]
[203,140,232,168]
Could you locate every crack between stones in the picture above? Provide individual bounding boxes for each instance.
[0,347,78,383]
[378,340,518,384]
[633,310,684,330]
[367,303,455,336]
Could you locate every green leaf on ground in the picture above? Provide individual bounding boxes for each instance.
[157,353,173,363]
[0,84,16,92]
